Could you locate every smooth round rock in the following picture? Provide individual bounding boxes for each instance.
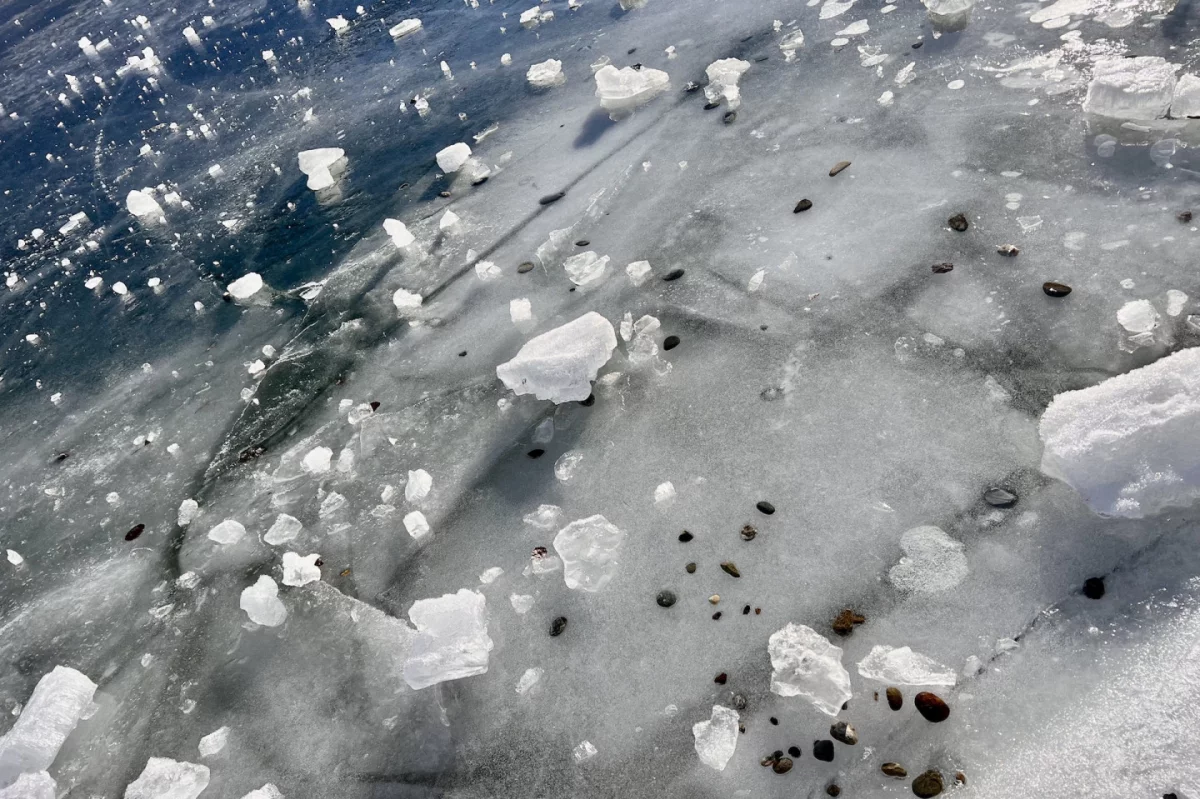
[787,745,801,758]
[517,262,535,273]
[125,523,145,541]
[948,213,969,232]
[932,262,954,274]
[1083,576,1105,599]
[912,770,944,798]
[527,449,545,459]
[813,740,835,762]
[882,762,908,778]
[914,692,950,723]
[1043,281,1072,297]
[772,757,793,774]
[656,590,677,608]
[756,501,776,515]
[685,562,697,573]
[830,721,858,745]
[575,240,590,246]
[886,687,903,711]
[829,160,851,177]
[662,268,685,281]
[826,785,841,797]
[549,616,568,636]
[538,191,565,205]
[663,335,680,350]
[794,199,813,213]
[703,101,720,110]
[984,487,1018,508]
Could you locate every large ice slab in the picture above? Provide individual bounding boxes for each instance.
[856,645,956,687]
[402,589,494,689]
[594,65,669,117]
[553,514,625,592]
[0,772,55,799]
[692,705,739,771]
[124,758,209,799]
[1040,347,1200,518]
[0,666,96,788]
[767,623,852,716]
[1082,57,1177,120]
[496,312,617,403]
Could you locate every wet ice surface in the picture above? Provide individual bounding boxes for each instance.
[1,0,1200,795]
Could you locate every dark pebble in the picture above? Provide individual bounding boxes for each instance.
[773,750,784,760]
[813,740,835,762]
[527,449,545,459]
[703,101,720,110]
[578,394,596,407]
[948,213,969,232]
[769,716,778,725]
[679,531,694,542]
[439,190,451,198]
[549,617,568,636]
[714,672,728,684]
[912,769,944,798]
[458,351,467,357]
[756,501,775,515]
[1083,576,1105,599]
[788,745,801,758]
[471,175,489,186]
[712,611,722,620]
[732,693,747,710]
[656,590,677,607]
[761,387,785,401]
[518,261,536,273]
[663,268,685,281]
[741,525,757,541]
[997,244,1020,256]
[932,262,954,274]
[53,452,70,462]
[827,786,842,797]
[720,562,741,578]
[914,692,950,723]
[772,757,794,774]
[538,192,565,205]
[912,41,924,48]
[983,487,1017,507]
[1043,281,1072,297]
[760,755,777,767]
[956,772,966,786]
[663,335,680,350]
[369,401,381,411]
[631,63,642,70]
[829,161,851,177]
[125,524,145,541]
[1177,211,1192,223]
[627,47,637,54]
[723,111,737,124]
[886,687,903,710]
[831,609,865,635]
[830,721,858,745]
[686,562,697,573]
[575,239,590,246]
[794,199,813,213]
[755,607,761,614]
[742,604,751,615]
[738,722,746,733]
[882,762,908,778]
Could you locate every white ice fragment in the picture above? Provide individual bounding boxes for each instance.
[0,666,96,786]
[1117,299,1160,333]
[747,269,766,292]
[496,312,617,403]
[625,260,651,286]
[240,786,283,799]
[895,62,916,86]
[264,514,302,545]
[383,219,415,248]
[510,594,535,614]
[403,589,493,689]
[510,298,533,325]
[126,190,163,219]
[404,511,431,541]
[227,272,264,300]
[572,741,597,763]
[819,0,856,19]
[527,59,566,88]
[554,451,583,481]
[302,445,333,474]
[563,251,609,286]
[836,19,869,35]
[703,58,750,109]
[297,148,345,190]
[888,525,968,593]
[1167,290,1188,317]
[475,260,501,280]
[124,758,209,799]
[392,289,423,310]
[197,726,229,758]
[923,0,974,28]
[0,772,55,799]
[327,15,349,31]
[523,504,562,529]
[435,142,472,173]
[479,567,503,584]
[594,65,670,117]
[654,481,676,505]
[439,210,460,232]
[767,623,852,716]
[947,79,965,90]
[692,705,739,771]
[516,667,543,694]
[207,519,246,545]
[553,514,625,592]
[1083,57,1178,120]
[6,550,22,566]
[240,576,287,627]
[878,90,895,106]
[281,552,321,586]
[1173,74,1200,118]
[857,645,957,686]
[389,18,422,38]
[779,29,805,57]
[533,418,555,444]
[405,469,432,501]
[501,53,512,66]
[177,499,199,527]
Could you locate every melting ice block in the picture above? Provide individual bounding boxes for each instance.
[692,705,739,771]
[435,142,471,174]
[594,65,669,117]
[126,190,163,219]
[527,59,566,88]
[383,218,414,248]
[496,312,617,403]
[389,18,422,38]
[1082,57,1177,120]
[0,666,96,788]
[1040,347,1200,518]
[704,58,750,109]
[124,758,209,799]
[0,772,55,799]
[553,515,625,592]
[297,148,346,190]
[402,589,493,689]
[240,576,287,627]
[767,623,852,716]
[563,251,609,286]
[1174,74,1200,118]
[227,272,264,300]
[857,645,956,687]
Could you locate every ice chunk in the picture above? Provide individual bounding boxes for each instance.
[1174,74,1200,118]
[197,726,229,758]
[227,272,264,300]
[297,148,345,190]
[572,741,597,763]
[563,251,609,286]
[626,260,651,286]
[553,514,625,592]
[403,589,493,689]
[389,18,421,37]
[527,59,566,88]
[779,29,804,58]
[510,593,535,614]
[703,58,750,109]
[177,499,199,527]
[479,566,503,584]
[302,446,332,474]
[654,481,676,505]
[594,65,670,117]
[240,786,283,799]
[1083,57,1178,120]
[523,504,562,529]
[383,218,414,248]
[857,645,957,686]
[554,451,583,481]
[326,15,348,32]
[392,289,422,310]
[404,510,431,541]
[768,623,852,716]
[1040,347,1200,517]
[435,142,472,174]
[0,666,96,787]
[819,0,856,18]
[124,758,209,799]
[0,772,55,799]
[281,552,321,587]
[496,312,617,403]
[240,576,287,627]
[439,210,460,232]
[889,525,968,593]
[1167,290,1189,317]
[836,19,869,36]
[692,705,739,771]
[207,519,246,545]
[126,190,163,219]
[264,514,302,545]
[1118,299,1160,333]
[923,0,974,29]
[405,469,432,501]
[516,667,543,694]
[510,298,533,325]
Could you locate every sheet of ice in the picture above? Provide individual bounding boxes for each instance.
[888,525,968,593]
[404,510,431,541]
[496,312,617,403]
[264,514,302,545]
[197,726,229,758]
[281,552,321,586]
[227,273,264,300]
[240,576,287,626]
[402,589,493,689]
[553,515,625,591]
[207,519,246,545]
[856,645,956,686]
[124,758,209,799]
[703,58,750,109]
[1117,299,1160,334]
[405,469,432,501]
[126,190,163,219]
[383,219,415,248]
[0,772,55,799]
[0,666,96,787]
[594,65,670,117]
[1082,57,1178,120]
[692,705,739,771]
[527,59,566,88]
[297,148,345,190]
[435,143,472,174]
[767,623,852,716]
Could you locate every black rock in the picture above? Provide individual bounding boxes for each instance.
[578,394,596,407]
[720,562,741,578]
[882,763,908,778]
[685,562,697,573]
[663,268,685,281]
[984,487,1017,507]
[549,616,568,636]
[948,213,969,232]
[458,351,467,357]
[125,524,145,541]
[538,191,565,205]
[714,672,728,684]
[712,611,722,620]
[723,111,737,124]
[1043,281,1072,297]
[656,590,677,607]
[575,239,590,246]
[527,449,545,459]
[1177,211,1192,223]
[886,686,903,710]
[794,199,813,213]
[932,262,954,274]
[813,740,835,762]
[912,41,924,48]
[678,531,694,542]
[787,745,801,758]
[756,501,775,515]
[663,335,680,350]
[830,721,858,745]
[769,716,778,725]
[703,101,720,110]
[914,692,950,722]
[826,785,841,797]
[913,769,944,798]
[1083,576,1105,599]
[518,261,536,273]
[742,604,751,615]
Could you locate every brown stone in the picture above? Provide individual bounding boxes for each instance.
[886,686,903,710]
[914,692,950,723]
[882,763,908,778]
[912,769,944,798]
[831,609,865,635]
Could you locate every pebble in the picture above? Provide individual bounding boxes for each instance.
[831,609,865,636]
[720,561,741,578]
[983,487,1017,507]
[788,745,801,757]
[756,501,776,515]
[912,769,944,798]
[703,101,721,110]
[686,562,697,573]
[931,263,954,274]
[575,239,590,247]
[742,604,751,615]
[794,199,813,213]
[663,335,680,350]
[947,213,969,232]
[125,523,145,541]
[829,161,851,177]
[830,721,858,745]
[538,191,565,205]
[550,616,568,637]
[886,686,903,710]
[527,449,545,459]
[657,590,677,607]
[714,672,728,684]
[663,268,685,281]
[679,530,694,542]
[1178,211,1193,223]
[439,190,451,198]
[369,401,381,411]
[813,740,835,762]
[912,41,924,48]
[826,785,841,797]
[997,244,1020,257]
[709,594,721,605]
[518,262,535,273]
[741,525,757,541]
[723,111,737,124]
[914,692,951,722]
[761,755,777,767]
[732,694,748,710]
[1083,576,1105,599]
[772,757,794,774]
[712,611,722,620]
[769,716,779,725]
[955,772,966,785]
[882,762,908,778]
[1043,281,1072,297]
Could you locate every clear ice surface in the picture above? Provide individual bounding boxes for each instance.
[856,645,957,686]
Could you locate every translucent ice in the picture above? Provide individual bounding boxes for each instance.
[1174,74,1200,118]
[402,589,493,689]
[703,58,750,109]
[888,525,968,593]
[594,65,670,118]
[856,645,957,686]
[227,272,264,300]
[553,515,625,592]
[923,0,974,29]
[572,741,597,763]
[1082,57,1178,120]
[1118,299,1160,333]
[383,218,415,248]
[767,623,852,716]
[554,451,583,481]
[1040,347,1200,518]
[240,576,287,627]
[281,552,321,586]
[496,312,617,403]
[389,18,422,38]
[563,251,610,286]
[207,519,246,545]
[0,666,96,787]
[692,705,739,771]
[297,148,345,190]
[1167,290,1189,317]
[0,772,55,799]
[124,758,209,799]
[392,289,422,310]
[527,59,566,88]
[435,142,472,173]
[197,726,229,758]
[126,190,163,219]
[404,510,431,541]
[405,469,432,501]
[510,594,535,614]
[654,481,676,505]
[523,504,562,530]
[264,514,302,545]
[625,260,651,286]
[177,499,199,527]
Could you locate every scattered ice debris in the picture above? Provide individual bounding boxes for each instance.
[625,260,651,286]
[326,15,348,31]
[888,526,968,593]
[227,272,264,301]
[1082,57,1178,120]
[654,481,676,506]
[1167,290,1188,317]
[594,65,670,118]
[1174,74,1200,118]
[527,59,566,88]
[207,519,246,545]
[510,594,535,614]
[389,18,422,38]
[439,210,461,233]
[692,705,738,771]
[479,567,503,584]
[516,667,543,694]
[177,499,199,527]
[523,504,562,530]
[554,515,625,591]
[1117,299,1163,351]
[264,514,302,545]
[404,510,431,541]
[497,312,617,403]
[857,645,957,686]
[500,53,512,66]
[5,550,22,566]
[302,445,333,474]
[0,666,96,786]
[779,29,805,60]
[475,260,501,280]
[563,251,609,286]
[296,148,346,191]
[768,623,853,716]
[126,190,163,220]
[402,589,493,689]
[572,741,597,763]
[0,772,55,799]
[392,289,423,310]
[197,726,229,758]
[1039,347,1200,518]
[124,758,209,799]
[405,469,432,502]
[383,219,415,248]
[704,58,751,109]
[435,142,472,174]
[895,62,916,87]
[878,90,895,106]
[281,553,321,587]
[240,576,287,627]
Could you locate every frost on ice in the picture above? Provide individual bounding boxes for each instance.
[402,589,494,689]
[0,666,96,787]
[594,65,669,118]
[1082,57,1178,120]
[124,758,209,799]
[496,312,617,403]
[856,645,957,687]
[767,623,852,716]
[1040,347,1200,518]
[888,525,968,593]
[240,576,287,626]
[553,514,625,592]
[692,705,739,771]
[297,147,346,191]
[435,142,472,174]
[527,59,566,88]
[703,58,750,109]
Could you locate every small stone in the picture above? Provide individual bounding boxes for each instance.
[518,262,535,273]
[882,762,908,778]
[439,190,451,198]
[829,161,851,177]
[755,607,761,614]
[663,335,681,350]
[932,263,954,274]
[914,691,950,722]
[794,199,813,213]
[539,191,565,205]
[886,686,903,710]
[756,501,775,515]
[788,745,801,757]
[813,740,834,762]
[772,757,794,774]
[703,101,720,110]
[657,590,677,607]
[709,594,721,605]
[831,609,865,635]
[742,604,751,615]
[575,239,590,246]
[663,268,685,281]
[827,786,841,797]
[679,531,694,542]
[912,41,924,48]
[732,693,747,710]
[983,487,1017,507]
[829,721,858,745]
[712,611,723,620]
[714,672,728,684]
[740,525,757,541]
[686,562,697,573]
[1043,281,1072,297]
[720,562,741,578]
[997,244,1020,257]
[125,523,145,541]
[1083,576,1105,599]
[912,769,944,798]
[550,616,568,636]
[761,755,777,767]
[947,213,969,232]
[769,716,778,725]
[723,111,737,124]
[1177,211,1192,223]
[955,772,966,785]
[684,81,700,93]
[527,449,545,459]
